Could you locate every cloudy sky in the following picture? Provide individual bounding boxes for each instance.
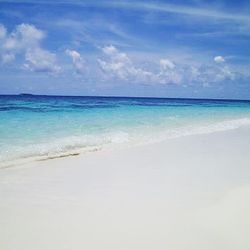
[0,0,250,99]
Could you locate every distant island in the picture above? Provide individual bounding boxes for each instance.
[19,93,35,96]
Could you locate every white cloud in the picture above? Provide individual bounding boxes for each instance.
[99,45,164,84]
[24,48,61,73]
[0,23,243,86]
[98,45,132,80]
[65,49,85,74]
[214,56,225,63]
[1,53,15,64]
[3,23,44,51]
[98,45,238,86]
[102,45,130,62]
[192,64,235,86]
[160,59,175,70]
[0,24,6,40]
[158,58,183,84]
[99,46,184,85]
[0,23,60,73]
[218,65,235,81]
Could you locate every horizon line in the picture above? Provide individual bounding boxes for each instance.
[0,93,250,102]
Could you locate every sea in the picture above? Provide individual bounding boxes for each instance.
[1,95,250,167]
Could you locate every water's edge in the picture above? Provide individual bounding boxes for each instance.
[1,95,250,168]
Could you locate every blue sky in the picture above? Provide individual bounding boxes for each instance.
[0,0,250,99]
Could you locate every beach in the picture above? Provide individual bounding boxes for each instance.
[1,126,250,250]
[1,0,250,248]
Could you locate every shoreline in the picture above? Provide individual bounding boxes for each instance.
[1,127,250,250]
[2,119,250,170]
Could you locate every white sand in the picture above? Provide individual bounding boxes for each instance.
[1,127,250,250]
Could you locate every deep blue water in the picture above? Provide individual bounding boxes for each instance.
[1,95,250,166]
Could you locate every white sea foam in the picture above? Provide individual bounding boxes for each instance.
[134,117,250,145]
[172,117,250,138]
[0,131,131,168]
[1,117,250,168]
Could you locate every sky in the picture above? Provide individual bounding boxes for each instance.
[0,0,250,99]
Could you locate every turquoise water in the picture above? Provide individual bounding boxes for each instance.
[1,95,250,166]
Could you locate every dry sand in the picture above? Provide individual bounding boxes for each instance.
[1,127,250,250]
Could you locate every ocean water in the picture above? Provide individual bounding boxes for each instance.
[1,95,250,167]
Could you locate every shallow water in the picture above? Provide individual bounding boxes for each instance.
[1,95,250,166]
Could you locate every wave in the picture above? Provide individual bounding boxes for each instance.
[0,104,119,112]
[175,117,250,137]
[144,117,250,144]
[1,117,250,169]
[0,131,130,168]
